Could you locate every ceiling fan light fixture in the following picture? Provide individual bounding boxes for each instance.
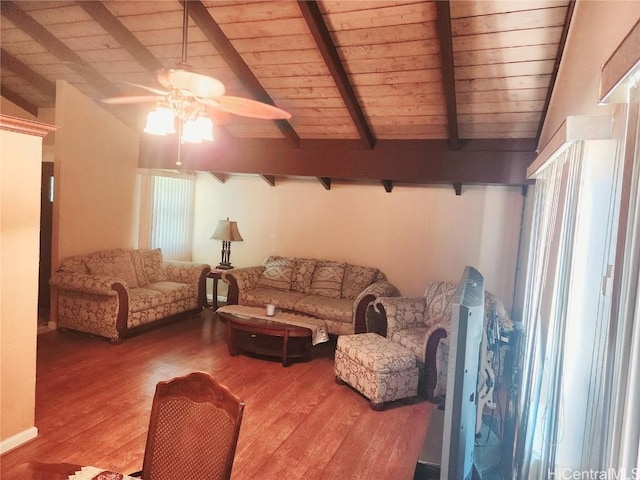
[144,106,176,136]
[195,116,214,141]
[181,118,204,143]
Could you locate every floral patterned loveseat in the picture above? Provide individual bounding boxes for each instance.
[222,256,399,335]
[51,248,210,343]
[374,281,513,401]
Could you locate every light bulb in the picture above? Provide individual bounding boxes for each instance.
[195,116,214,141]
[181,119,202,143]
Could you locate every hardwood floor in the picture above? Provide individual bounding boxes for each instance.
[1,310,434,479]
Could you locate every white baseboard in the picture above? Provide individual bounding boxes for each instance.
[1,426,38,454]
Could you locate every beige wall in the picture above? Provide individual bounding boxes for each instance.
[0,127,43,449]
[192,175,523,311]
[538,0,640,149]
[53,81,140,265]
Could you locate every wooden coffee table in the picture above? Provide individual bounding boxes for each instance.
[218,311,313,367]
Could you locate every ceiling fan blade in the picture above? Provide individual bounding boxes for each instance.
[213,96,292,120]
[101,95,163,105]
[161,69,226,98]
[116,81,169,96]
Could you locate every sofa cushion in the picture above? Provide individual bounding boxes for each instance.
[341,264,377,299]
[309,261,345,298]
[294,295,353,323]
[58,255,88,274]
[141,248,168,283]
[240,287,307,311]
[85,249,139,288]
[291,258,316,293]
[128,287,165,312]
[130,250,149,287]
[146,281,196,303]
[256,258,295,291]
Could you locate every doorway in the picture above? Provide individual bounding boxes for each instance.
[38,161,54,329]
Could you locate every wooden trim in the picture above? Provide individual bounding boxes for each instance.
[185,0,300,147]
[435,1,458,149]
[1,1,120,97]
[354,294,374,334]
[139,137,535,186]
[297,1,375,150]
[381,180,393,193]
[600,19,640,104]
[0,114,57,137]
[453,182,462,196]
[78,1,163,72]
[1,48,56,98]
[535,1,575,142]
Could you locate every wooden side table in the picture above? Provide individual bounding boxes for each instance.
[206,269,226,310]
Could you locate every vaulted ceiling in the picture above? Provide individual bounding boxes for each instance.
[1,0,574,189]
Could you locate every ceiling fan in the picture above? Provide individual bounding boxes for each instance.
[101,1,291,142]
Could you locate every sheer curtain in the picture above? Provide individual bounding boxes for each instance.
[513,135,624,477]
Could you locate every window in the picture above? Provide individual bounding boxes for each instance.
[138,171,195,261]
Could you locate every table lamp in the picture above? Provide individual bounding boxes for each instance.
[211,218,243,269]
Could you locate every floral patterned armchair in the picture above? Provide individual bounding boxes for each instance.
[374,281,512,402]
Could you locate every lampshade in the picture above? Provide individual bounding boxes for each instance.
[211,219,243,242]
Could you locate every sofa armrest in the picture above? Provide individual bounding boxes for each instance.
[164,261,210,309]
[222,266,266,305]
[353,280,400,334]
[374,296,427,337]
[51,272,126,296]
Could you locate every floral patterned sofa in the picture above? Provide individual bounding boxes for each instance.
[222,256,399,335]
[374,281,513,402]
[51,248,210,343]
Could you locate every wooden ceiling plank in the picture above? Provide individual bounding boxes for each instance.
[77,1,164,73]
[185,0,300,147]
[0,84,39,116]
[0,48,56,98]
[453,26,563,52]
[298,0,375,149]
[451,7,569,36]
[435,1,459,149]
[1,0,120,97]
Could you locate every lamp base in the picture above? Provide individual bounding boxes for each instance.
[216,263,234,270]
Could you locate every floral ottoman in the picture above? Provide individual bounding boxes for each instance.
[335,333,419,410]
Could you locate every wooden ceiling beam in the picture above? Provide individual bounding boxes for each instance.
[1,1,120,97]
[0,84,39,116]
[208,172,227,183]
[139,138,535,186]
[185,0,300,148]
[317,177,331,190]
[382,180,393,193]
[260,174,276,186]
[435,1,459,149]
[297,1,375,150]
[1,49,56,98]
[77,1,163,73]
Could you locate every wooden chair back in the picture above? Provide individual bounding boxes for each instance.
[141,372,244,480]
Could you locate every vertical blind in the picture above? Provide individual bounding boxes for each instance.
[514,135,624,477]
[148,174,195,261]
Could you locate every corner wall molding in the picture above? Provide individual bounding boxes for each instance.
[0,114,57,137]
